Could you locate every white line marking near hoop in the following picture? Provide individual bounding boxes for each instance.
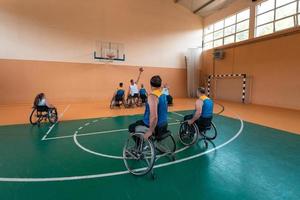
[73,125,188,160]
[41,104,71,141]
[73,122,182,159]
[44,128,128,141]
[0,111,243,182]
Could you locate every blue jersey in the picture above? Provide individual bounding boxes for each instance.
[199,95,213,118]
[116,89,124,97]
[143,90,168,127]
[139,88,147,96]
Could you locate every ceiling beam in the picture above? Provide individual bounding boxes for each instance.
[193,0,215,14]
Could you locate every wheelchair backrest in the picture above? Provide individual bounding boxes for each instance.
[36,106,49,112]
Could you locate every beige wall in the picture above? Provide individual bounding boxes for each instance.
[0,0,203,104]
[201,31,300,110]
[0,0,202,68]
[201,0,300,110]
[0,59,187,104]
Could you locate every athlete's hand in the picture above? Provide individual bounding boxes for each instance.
[187,120,193,125]
[144,131,152,140]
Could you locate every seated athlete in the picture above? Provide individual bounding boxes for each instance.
[111,82,126,106]
[139,84,148,104]
[185,87,214,131]
[162,83,173,105]
[33,93,55,109]
[128,75,168,139]
[127,79,140,105]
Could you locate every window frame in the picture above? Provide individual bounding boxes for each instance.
[203,8,250,50]
[255,0,300,37]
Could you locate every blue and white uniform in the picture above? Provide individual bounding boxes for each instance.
[143,90,168,127]
[199,95,213,118]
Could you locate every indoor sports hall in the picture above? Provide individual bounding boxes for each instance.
[0,0,299,200]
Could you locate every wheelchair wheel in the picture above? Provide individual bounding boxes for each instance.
[126,98,132,108]
[29,108,41,125]
[48,108,58,124]
[155,134,176,154]
[123,133,155,176]
[178,122,199,146]
[110,100,115,109]
[201,122,217,140]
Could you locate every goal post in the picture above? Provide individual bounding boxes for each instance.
[207,73,247,103]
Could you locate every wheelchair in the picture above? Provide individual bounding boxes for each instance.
[29,106,58,126]
[123,125,176,178]
[126,94,140,108]
[178,119,217,148]
[137,94,147,106]
[110,95,127,109]
[166,95,173,106]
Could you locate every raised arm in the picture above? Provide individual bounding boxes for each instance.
[136,67,144,84]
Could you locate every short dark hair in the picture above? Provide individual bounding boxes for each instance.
[198,87,206,94]
[119,82,123,87]
[150,75,162,88]
[130,79,134,83]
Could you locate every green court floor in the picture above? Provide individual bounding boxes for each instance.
[0,110,299,200]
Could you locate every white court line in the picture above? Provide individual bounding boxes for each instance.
[171,112,184,117]
[44,122,180,141]
[0,109,243,182]
[73,122,186,160]
[41,104,71,141]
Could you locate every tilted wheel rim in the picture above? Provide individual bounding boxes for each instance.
[123,133,155,176]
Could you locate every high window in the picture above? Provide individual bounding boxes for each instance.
[255,0,300,37]
[203,9,250,50]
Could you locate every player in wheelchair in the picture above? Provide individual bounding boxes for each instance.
[123,76,176,177]
[126,79,140,108]
[162,84,173,106]
[110,82,126,109]
[29,93,58,126]
[138,84,148,106]
[179,87,217,147]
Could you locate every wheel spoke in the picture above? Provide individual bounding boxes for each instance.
[123,133,155,176]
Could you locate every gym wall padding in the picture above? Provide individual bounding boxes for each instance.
[0,59,187,104]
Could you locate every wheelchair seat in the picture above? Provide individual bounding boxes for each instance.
[134,125,149,133]
[134,125,171,141]
[203,123,212,131]
[115,94,124,102]
[153,124,170,141]
[36,106,49,112]
[154,130,171,141]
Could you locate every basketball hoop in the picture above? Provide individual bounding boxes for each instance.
[106,53,116,61]
[94,41,125,62]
